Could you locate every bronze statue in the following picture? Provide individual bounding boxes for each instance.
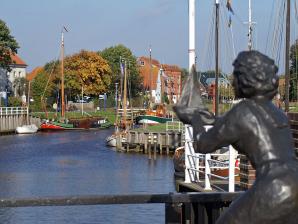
[174,51,298,224]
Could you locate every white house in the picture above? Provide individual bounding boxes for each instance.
[0,54,27,99]
[153,68,163,104]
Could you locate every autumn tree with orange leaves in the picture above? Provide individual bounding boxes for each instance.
[64,50,111,97]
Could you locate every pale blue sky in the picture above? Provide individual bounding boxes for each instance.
[1,0,297,74]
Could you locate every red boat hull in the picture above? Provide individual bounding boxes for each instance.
[40,123,66,130]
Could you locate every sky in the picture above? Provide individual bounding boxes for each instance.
[1,0,297,74]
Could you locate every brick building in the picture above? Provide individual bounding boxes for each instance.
[137,56,182,104]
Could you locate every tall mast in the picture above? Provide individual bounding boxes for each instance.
[27,81,31,124]
[215,0,220,116]
[61,31,65,118]
[185,0,196,185]
[285,0,291,112]
[189,0,196,71]
[149,46,152,102]
[115,82,118,110]
[123,61,128,129]
[248,0,253,50]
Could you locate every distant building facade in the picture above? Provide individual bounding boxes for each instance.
[0,54,27,99]
[137,56,182,104]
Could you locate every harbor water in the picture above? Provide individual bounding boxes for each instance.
[0,129,175,224]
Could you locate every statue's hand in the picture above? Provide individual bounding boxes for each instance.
[173,65,215,126]
[174,105,215,127]
[173,105,198,125]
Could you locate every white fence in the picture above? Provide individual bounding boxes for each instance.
[0,107,28,116]
[184,125,237,192]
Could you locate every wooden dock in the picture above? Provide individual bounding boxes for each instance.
[117,130,183,157]
[176,179,242,193]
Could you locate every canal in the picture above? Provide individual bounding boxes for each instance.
[0,129,175,224]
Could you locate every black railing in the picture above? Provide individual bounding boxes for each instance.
[0,192,242,224]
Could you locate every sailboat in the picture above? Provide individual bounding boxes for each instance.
[40,28,111,131]
[16,81,39,134]
[106,59,130,147]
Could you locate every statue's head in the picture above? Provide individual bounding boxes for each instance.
[232,50,279,100]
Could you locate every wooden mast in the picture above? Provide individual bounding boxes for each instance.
[27,81,31,124]
[149,46,152,107]
[123,60,128,129]
[61,30,65,118]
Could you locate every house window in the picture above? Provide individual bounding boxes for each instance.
[140,61,145,66]
[19,71,22,77]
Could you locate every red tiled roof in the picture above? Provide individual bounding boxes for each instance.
[138,56,160,67]
[10,53,27,66]
[26,66,43,81]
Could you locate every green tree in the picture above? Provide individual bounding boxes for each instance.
[8,96,22,107]
[0,20,19,71]
[180,68,189,83]
[99,44,143,96]
[289,39,298,101]
[64,50,111,96]
[13,77,27,96]
[31,70,54,111]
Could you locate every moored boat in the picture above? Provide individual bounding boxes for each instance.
[106,135,117,147]
[106,58,131,147]
[40,121,73,131]
[136,114,172,124]
[106,132,127,147]
[16,124,38,134]
[40,117,112,131]
[136,103,173,125]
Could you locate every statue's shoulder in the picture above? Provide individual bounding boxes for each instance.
[221,99,254,125]
[228,99,252,114]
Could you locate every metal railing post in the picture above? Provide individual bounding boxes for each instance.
[204,154,212,190]
[185,125,194,183]
[228,145,236,192]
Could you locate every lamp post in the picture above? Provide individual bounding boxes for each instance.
[5,88,8,107]
[115,82,118,109]
[104,93,107,111]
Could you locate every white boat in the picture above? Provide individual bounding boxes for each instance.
[106,135,117,147]
[136,115,172,125]
[16,124,38,134]
[106,133,127,147]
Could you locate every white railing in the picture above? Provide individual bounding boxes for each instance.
[166,121,184,132]
[0,107,28,116]
[184,125,237,192]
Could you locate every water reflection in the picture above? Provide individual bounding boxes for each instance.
[0,129,175,223]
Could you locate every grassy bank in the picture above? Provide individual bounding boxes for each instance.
[31,108,117,124]
[133,123,168,132]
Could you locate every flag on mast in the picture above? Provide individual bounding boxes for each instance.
[226,0,234,27]
[63,26,69,32]
[226,0,234,14]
